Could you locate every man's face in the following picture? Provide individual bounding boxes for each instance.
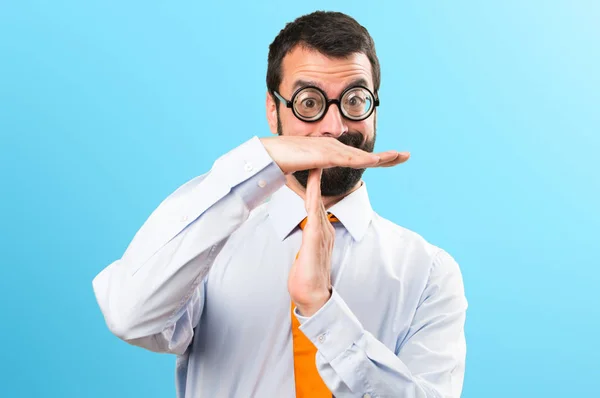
[267,45,377,197]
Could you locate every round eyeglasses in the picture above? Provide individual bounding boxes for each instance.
[272,85,379,122]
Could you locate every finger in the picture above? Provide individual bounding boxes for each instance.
[328,141,409,169]
[332,149,408,170]
[327,142,382,169]
[375,151,411,167]
[373,150,406,163]
[379,157,410,167]
[305,168,323,217]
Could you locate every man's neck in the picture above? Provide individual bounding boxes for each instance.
[284,175,363,210]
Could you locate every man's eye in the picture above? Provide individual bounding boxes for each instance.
[347,96,365,107]
[302,98,317,108]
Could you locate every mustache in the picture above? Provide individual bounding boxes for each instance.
[292,130,375,196]
[337,130,366,149]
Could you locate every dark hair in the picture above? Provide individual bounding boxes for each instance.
[266,11,380,100]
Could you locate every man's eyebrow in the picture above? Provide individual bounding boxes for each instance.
[347,78,370,90]
[291,79,323,92]
[291,78,373,95]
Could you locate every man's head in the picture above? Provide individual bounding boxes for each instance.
[266,11,380,196]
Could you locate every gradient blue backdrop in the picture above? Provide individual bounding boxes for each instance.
[1,1,599,397]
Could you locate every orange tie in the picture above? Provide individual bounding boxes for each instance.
[291,213,339,398]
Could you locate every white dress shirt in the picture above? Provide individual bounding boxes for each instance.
[92,136,468,398]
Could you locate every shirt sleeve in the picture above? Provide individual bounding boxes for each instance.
[92,136,286,355]
[294,249,468,398]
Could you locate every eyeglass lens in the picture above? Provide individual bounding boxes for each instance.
[292,87,374,121]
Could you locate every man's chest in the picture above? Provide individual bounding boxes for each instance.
[200,230,424,352]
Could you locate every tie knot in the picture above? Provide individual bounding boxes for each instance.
[298,213,339,230]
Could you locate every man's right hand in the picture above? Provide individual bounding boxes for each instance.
[259,136,410,174]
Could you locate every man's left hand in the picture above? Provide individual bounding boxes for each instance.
[288,168,335,317]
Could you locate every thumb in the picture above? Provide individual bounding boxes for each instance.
[305,168,323,217]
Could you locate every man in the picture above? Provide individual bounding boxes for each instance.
[93,11,467,398]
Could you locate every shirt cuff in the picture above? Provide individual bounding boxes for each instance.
[231,161,286,210]
[212,136,285,210]
[294,288,365,363]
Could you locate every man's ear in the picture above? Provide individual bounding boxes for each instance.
[266,91,278,135]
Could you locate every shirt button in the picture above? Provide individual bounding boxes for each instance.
[244,162,253,172]
[363,394,372,398]
[318,334,326,343]
[257,180,267,188]
[180,215,189,222]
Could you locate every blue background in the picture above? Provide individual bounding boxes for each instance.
[1,1,599,397]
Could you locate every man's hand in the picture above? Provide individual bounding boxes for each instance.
[288,168,335,317]
[260,136,409,174]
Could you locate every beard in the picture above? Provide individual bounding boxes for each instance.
[277,112,376,197]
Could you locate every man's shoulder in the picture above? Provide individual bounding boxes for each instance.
[370,212,450,261]
[369,212,463,285]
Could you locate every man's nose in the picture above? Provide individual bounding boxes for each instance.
[316,103,347,138]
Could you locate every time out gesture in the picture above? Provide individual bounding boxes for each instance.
[260,136,410,316]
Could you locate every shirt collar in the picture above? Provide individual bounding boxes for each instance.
[267,181,373,242]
